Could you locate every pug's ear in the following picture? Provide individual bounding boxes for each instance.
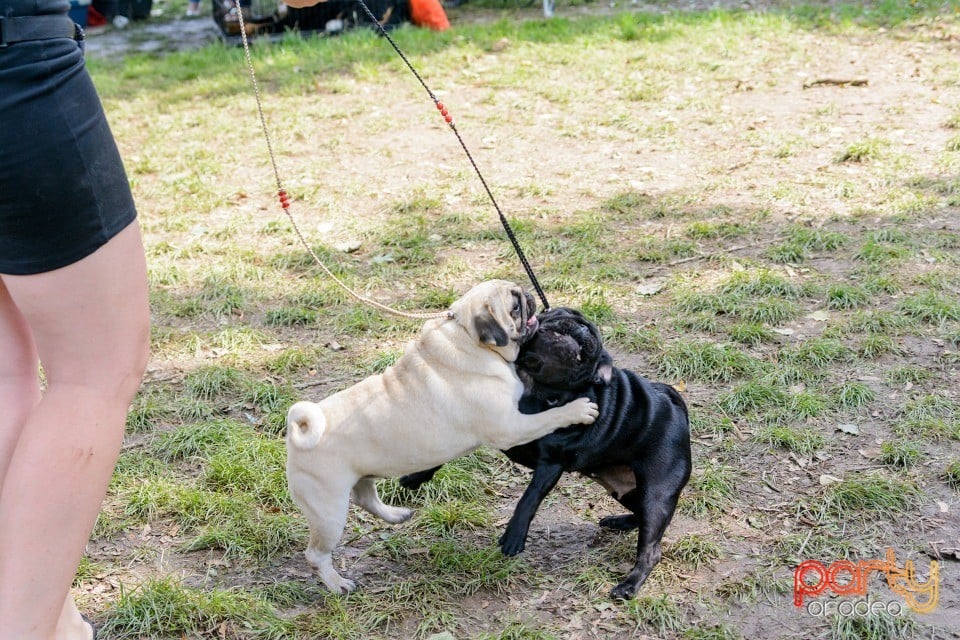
[474,308,509,347]
[594,350,614,384]
[519,351,543,373]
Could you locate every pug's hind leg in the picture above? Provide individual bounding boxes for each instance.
[599,514,639,531]
[352,477,414,524]
[301,491,356,594]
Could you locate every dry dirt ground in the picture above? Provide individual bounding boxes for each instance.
[77,1,960,638]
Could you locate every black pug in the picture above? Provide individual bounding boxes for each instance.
[400,307,692,600]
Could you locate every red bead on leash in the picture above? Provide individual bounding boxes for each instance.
[278,189,291,209]
[436,101,453,125]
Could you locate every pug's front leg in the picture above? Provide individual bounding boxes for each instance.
[492,397,597,450]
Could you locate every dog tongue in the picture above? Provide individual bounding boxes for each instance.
[526,316,539,333]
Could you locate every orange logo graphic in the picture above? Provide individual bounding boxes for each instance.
[794,548,939,614]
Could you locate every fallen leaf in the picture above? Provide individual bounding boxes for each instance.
[836,423,860,435]
[806,310,831,322]
[636,280,666,296]
[820,474,843,486]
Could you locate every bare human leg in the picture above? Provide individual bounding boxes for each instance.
[0,222,149,640]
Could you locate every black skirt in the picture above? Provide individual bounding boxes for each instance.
[0,2,137,275]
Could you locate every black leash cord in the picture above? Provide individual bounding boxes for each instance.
[352,0,551,310]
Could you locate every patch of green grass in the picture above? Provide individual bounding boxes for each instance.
[476,622,561,640]
[895,417,960,441]
[685,221,753,239]
[885,365,932,385]
[898,291,960,324]
[655,340,760,383]
[737,297,800,325]
[265,305,318,326]
[602,190,651,215]
[364,349,403,374]
[100,576,283,639]
[826,284,869,310]
[843,309,914,334]
[855,239,913,264]
[858,333,901,359]
[943,460,960,491]
[787,226,849,251]
[878,440,923,468]
[635,236,698,262]
[665,535,722,569]
[862,275,901,295]
[821,473,922,520]
[765,242,806,263]
[714,568,790,604]
[624,594,685,636]
[674,312,720,333]
[265,347,320,375]
[728,322,775,346]
[418,501,491,534]
[183,365,247,402]
[717,382,786,416]
[783,339,854,368]
[718,269,807,299]
[831,381,877,410]
[836,138,885,163]
[678,461,735,517]
[828,609,918,640]
[902,393,959,421]
[126,385,175,433]
[756,425,826,455]
[683,623,743,640]
[151,419,248,462]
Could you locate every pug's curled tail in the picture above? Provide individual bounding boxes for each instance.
[286,401,326,450]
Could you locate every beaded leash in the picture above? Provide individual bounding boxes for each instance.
[234,0,551,317]
[235,5,452,320]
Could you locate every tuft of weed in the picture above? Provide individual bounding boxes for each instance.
[821,473,922,520]
[718,269,806,299]
[678,461,735,516]
[100,576,282,639]
[783,339,854,368]
[683,623,743,640]
[831,381,877,410]
[624,593,685,637]
[897,292,960,324]
[665,534,722,569]
[878,440,923,468]
[265,347,320,375]
[829,609,918,640]
[265,306,317,326]
[943,460,960,491]
[183,365,247,402]
[476,622,561,640]
[714,568,790,604]
[765,242,806,263]
[826,284,869,310]
[755,425,825,455]
[858,333,902,359]
[717,382,786,416]
[835,139,884,163]
[788,226,849,251]
[885,365,932,385]
[728,322,775,346]
[655,340,759,383]
[855,239,912,264]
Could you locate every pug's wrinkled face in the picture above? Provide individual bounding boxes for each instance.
[453,279,539,362]
[517,307,612,391]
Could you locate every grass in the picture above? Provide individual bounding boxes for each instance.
[77,1,960,638]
